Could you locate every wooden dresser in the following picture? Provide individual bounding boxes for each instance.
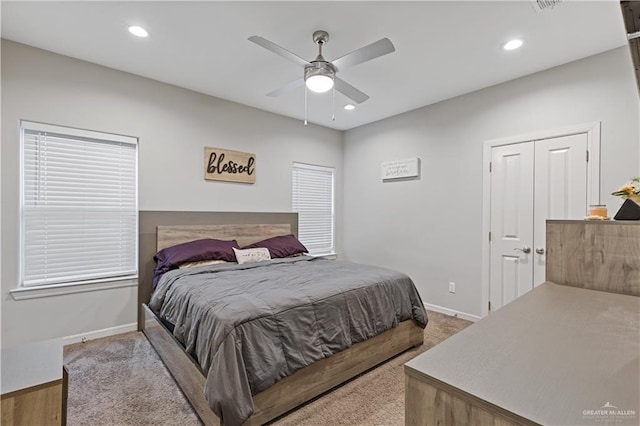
[1,339,67,426]
[404,220,640,426]
[1,370,67,426]
[546,220,640,296]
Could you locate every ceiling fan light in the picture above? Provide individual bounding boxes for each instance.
[305,74,334,93]
[304,62,335,93]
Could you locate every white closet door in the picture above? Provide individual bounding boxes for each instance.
[533,133,588,287]
[489,142,535,311]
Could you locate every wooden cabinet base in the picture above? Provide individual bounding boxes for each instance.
[404,371,536,426]
[1,379,64,426]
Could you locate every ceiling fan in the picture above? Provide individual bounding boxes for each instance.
[248,30,395,105]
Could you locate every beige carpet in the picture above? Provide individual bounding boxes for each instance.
[63,311,471,426]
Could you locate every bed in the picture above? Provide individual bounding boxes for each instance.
[138,211,427,426]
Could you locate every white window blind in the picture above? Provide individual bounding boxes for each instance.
[292,162,335,255]
[21,121,138,287]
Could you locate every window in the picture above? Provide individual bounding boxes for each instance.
[292,162,335,256]
[20,121,138,287]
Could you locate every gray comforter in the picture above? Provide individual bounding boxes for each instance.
[149,256,427,425]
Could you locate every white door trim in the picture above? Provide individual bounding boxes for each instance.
[480,122,601,317]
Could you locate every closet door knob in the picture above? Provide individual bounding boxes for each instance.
[514,247,531,254]
[535,248,545,255]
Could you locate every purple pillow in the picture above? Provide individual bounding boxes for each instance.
[241,234,308,259]
[153,238,239,278]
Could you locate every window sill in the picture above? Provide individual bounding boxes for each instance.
[10,276,138,300]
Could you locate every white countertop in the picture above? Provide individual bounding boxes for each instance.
[1,337,63,394]
[405,282,640,425]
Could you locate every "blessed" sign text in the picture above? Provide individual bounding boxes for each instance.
[204,147,256,184]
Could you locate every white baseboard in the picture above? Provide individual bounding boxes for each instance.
[424,303,481,322]
[63,322,138,346]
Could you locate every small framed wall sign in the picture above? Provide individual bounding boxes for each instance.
[204,147,256,184]
[381,157,420,181]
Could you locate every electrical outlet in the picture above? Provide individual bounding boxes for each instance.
[448,282,456,293]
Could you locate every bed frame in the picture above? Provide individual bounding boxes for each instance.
[138,211,424,426]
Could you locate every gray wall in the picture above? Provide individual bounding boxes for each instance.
[1,40,343,347]
[342,47,639,318]
[3,38,638,345]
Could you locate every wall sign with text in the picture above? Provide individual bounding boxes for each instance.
[204,147,256,184]
[381,158,420,181]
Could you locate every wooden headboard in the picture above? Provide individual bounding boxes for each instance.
[138,211,298,330]
[156,224,292,252]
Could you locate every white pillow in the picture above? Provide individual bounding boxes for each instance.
[178,259,228,269]
[233,247,271,265]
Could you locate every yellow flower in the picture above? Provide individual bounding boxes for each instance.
[612,177,640,198]
[620,185,634,194]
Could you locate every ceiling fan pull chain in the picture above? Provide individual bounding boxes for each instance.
[332,83,336,122]
[304,85,308,126]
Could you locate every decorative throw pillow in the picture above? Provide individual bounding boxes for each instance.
[241,234,308,258]
[233,247,272,264]
[153,238,239,277]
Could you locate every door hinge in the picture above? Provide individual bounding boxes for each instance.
[586,150,589,162]
[489,161,492,172]
[488,301,491,312]
[489,231,492,242]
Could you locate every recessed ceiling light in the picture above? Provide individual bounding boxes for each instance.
[344,104,355,111]
[503,39,523,51]
[128,26,148,38]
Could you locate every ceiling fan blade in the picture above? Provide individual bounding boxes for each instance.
[266,77,305,97]
[334,77,370,104]
[248,36,310,68]
[332,38,395,71]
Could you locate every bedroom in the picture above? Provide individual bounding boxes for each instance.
[1,1,638,425]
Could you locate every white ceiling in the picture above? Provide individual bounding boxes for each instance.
[1,1,628,130]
